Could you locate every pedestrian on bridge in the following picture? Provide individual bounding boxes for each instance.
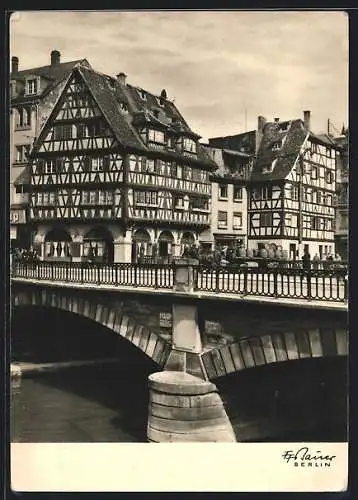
[302,249,311,272]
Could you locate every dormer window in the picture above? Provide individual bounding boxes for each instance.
[119,102,128,114]
[278,121,290,132]
[148,129,165,144]
[271,141,282,151]
[262,159,277,174]
[137,89,147,101]
[26,78,38,95]
[156,97,165,107]
[183,137,196,153]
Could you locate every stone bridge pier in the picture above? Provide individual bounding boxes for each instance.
[147,259,236,442]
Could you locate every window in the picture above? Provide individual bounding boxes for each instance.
[233,212,243,229]
[170,163,177,177]
[119,102,128,113]
[54,125,73,140]
[260,213,273,227]
[147,159,155,173]
[76,123,86,138]
[325,194,332,206]
[16,107,31,128]
[137,89,147,101]
[15,145,30,163]
[183,137,197,153]
[311,217,320,230]
[87,121,101,137]
[148,129,165,144]
[45,160,57,174]
[219,184,228,199]
[262,159,276,174]
[218,211,228,229]
[98,191,113,205]
[290,185,298,200]
[81,191,90,204]
[89,191,97,204]
[27,78,38,95]
[49,192,56,205]
[311,166,318,179]
[271,141,281,151]
[261,186,272,200]
[192,168,202,182]
[91,157,108,172]
[326,170,334,184]
[316,191,322,204]
[174,195,184,209]
[233,186,243,201]
[190,196,208,210]
[134,191,158,206]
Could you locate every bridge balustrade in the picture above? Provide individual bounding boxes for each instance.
[11,260,348,303]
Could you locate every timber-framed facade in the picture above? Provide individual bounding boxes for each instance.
[26,64,216,263]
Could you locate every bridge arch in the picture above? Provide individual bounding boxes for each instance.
[201,328,348,380]
[12,287,171,369]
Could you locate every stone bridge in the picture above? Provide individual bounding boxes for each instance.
[11,263,348,381]
[11,261,348,442]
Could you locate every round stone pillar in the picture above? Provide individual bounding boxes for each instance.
[147,371,236,442]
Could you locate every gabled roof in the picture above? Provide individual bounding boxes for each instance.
[78,66,145,151]
[11,59,92,103]
[31,64,216,168]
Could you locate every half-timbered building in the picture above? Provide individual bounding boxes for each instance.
[10,51,91,250]
[26,63,216,263]
[248,111,339,259]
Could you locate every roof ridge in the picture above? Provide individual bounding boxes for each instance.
[13,58,87,75]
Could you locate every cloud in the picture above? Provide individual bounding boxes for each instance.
[10,10,348,138]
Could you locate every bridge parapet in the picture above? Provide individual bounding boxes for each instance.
[11,260,348,304]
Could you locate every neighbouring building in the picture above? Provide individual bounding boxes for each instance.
[200,144,253,249]
[248,111,339,259]
[333,127,349,259]
[10,50,92,249]
[24,63,216,263]
[206,112,341,260]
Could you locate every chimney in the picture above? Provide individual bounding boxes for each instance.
[11,56,19,73]
[303,110,311,130]
[51,50,61,65]
[257,115,267,133]
[116,72,127,85]
[274,117,280,122]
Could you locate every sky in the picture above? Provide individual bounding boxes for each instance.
[10,10,348,142]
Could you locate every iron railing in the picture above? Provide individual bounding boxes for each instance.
[11,260,348,303]
[11,261,174,290]
[196,267,347,302]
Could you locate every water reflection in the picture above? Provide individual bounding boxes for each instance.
[11,364,156,443]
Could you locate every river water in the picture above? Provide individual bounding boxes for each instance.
[11,364,154,443]
[11,306,348,443]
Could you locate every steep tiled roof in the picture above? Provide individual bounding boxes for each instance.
[251,119,307,182]
[11,59,92,103]
[209,130,257,155]
[31,64,216,168]
[203,145,253,181]
[78,66,145,151]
